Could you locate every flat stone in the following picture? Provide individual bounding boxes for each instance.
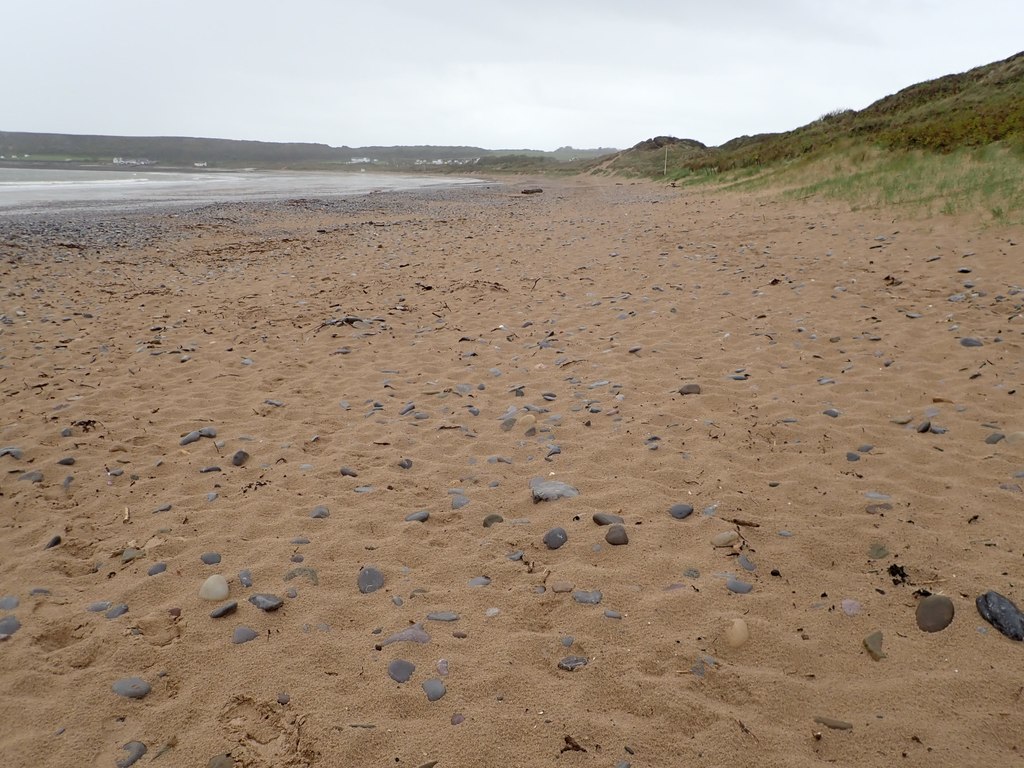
[377,623,430,648]
[543,527,568,549]
[116,741,147,768]
[863,631,886,660]
[530,477,579,502]
[711,531,739,547]
[87,601,112,612]
[451,494,470,509]
[482,514,504,527]
[422,678,446,701]
[112,677,151,699]
[358,566,385,594]
[238,569,253,588]
[0,595,18,611]
[249,593,283,611]
[468,576,491,587]
[726,577,753,594]
[427,611,460,622]
[916,594,954,632]
[0,615,21,636]
[668,503,694,520]
[814,716,853,731]
[121,548,143,563]
[310,505,330,519]
[210,602,238,618]
[200,552,222,565]
[573,590,602,605]
[405,510,429,523]
[551,581,575,593]
[558,656,588,671]
[976,591,1024,641]
[105,604,129,619]
[207,754,234,768]
[605,524,629,545]
[678,383,702,395]
[960,337,984,347]
[388,659,416,683]
[199,575,229,601]
[340,466,359,477]
[179,431,201,446]
[232,626,259,644]
[724,618,749,648]
[592,512,623,525]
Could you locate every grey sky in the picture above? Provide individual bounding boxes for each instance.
[4,1,1021,150]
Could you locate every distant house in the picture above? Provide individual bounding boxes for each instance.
[194,161,208,167]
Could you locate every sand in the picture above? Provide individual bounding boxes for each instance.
[1,178,1023,767]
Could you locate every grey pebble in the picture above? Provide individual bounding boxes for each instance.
[543,527,568,549]
[737,553,757,571]
[199,466,221,473]
[105,604,129,619]
[179,431,202,446]
[506,549,524,561]
[398,458,413,469]
[427,611,460,622]
[277,692,290,705]
[57,457,75,466]
[0,615,21,636]
[960,337,984,347]
[451,494,470,509]
[0,595,18,611]
[249,593,283,611]
[573,590,602,605]
[111,677,151,699]
[558,656,589,671]
[530,477,579,502]
[231,450,250,467]
[593,512,623,525]
[198,426,217,438]
[238,569,253,588]
[87,601,112,612]
[232,626,259,644]
[0,446,25,459]
[377,624,431,648]
[846,451,861,462]
[388,659,416,683]
[153,503,172,513]
[340,466,359,477]
[726,577,753,594]
[482,514,503,527]
[669,503,694,520]
[121,548,143,563]
[678,383,702,395]
[605,525,629,545]
[604,610,623,619]
[200,552,222,565]
[468,576,491,587]
[20,471,43,483]
[210,602,238,618]
[976,591,1024,641]
[422,678,446,701]
[358,566,385,594]
[986,433,1005,445]
[116,741,147,768]
[310,505,330,519]
[823,408,841,418]
[405,510,429,523]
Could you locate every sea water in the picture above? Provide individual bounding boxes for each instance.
[0,167,484,214]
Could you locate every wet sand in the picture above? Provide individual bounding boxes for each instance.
[1,178,1023,767]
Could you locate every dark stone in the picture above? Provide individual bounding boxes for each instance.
[105,604,129,619]
[605,525,629,545]
[916,594,954,632]
[116,741,147,768]
[340,466,358,477]
[232,626,259,644]
[398,458,413,469]
[405,510,429,523]
[668,503,694,520]
[358,566,385,594]
[985,433,1005,445]
[823,408,841,418]
[249,594,283,611]
[44,535,62,550]
[482,514,503,527]
[180,431,202,446]
[451,494,470,509]
[199,466,221,473]
[558,656,588,671]
[976,591,1024,641]
[200,552,222,565]
[210,602,238,618]
[277,692,290,705]
[388,659,416,683]
[231,450,249,467]
[57,457,75,466]
[678,383,702,395]
[543,527,568,549]
[846,451,860,462]
[19,470,43,483]
[960,337,984,347]
[593,512,623,525]
[238,569,253,588]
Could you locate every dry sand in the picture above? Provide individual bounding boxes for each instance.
[1,178,1023,767]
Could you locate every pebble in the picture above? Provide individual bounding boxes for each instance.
[122,548,143,563]
[451,494,470,509]
[711,530,739,547]
[823,408,841,418]
[737,553,756,571]
[88,601,112,612]
[960,337,984,347]
[358,566,385,594]
[340,466,358,477]
[112,677,151,699]
[209,602,238,618]
[238,569,254,588]
[398,458,413,469]
[724,618,749,648]
[57,456,75,466]
[116,741,147,768]
[200,552,222,565]
[726,577,753,594]
[405,510,429,523]
[593,512,623,525]
[388,659,416,683]
[916,594,955,632]
[105,604,129,619]
[605,525,629,545]
[427,611,460,622]
[232,626,259,644]
[179,431,202,446]
[530,477,579,502]
[378,624,430,648]
[976,591,1024,640]
[573,590,602,605]
[277,692,290,705]
[249,594,283,611]
[668,503,694,520]
[422,679,446,701]
[0,595,18,611]
[814,716,853,731]
[44,535,62,550]
[558,656,589,671]
[604,609,622,619]
[0,615,21,636]
[678,383,702,395]
[468,576,491,587]
[863,630,886,660]
[231,450,249,467]
[543,527,568,549]
[310,505,330,519]
[199,575,229,601]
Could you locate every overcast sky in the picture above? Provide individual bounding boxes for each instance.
[4,1,1021,151]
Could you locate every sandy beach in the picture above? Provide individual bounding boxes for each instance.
[1,177,1023,767]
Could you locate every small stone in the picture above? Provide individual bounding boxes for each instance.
[277,692,290,705]
[668,503,693,520]
[814,716,853,731]
[482,514,504,528]
[0,595,18,611]
[543,527,568,549]
[377,624,431,648]
[200,552,222,565]
[573,590,602,605]
[357,566,385,594]
[558,656,588,671]
[210,602,238,618]
[180,431,201,446]
[310,505,330,519]
[593,512,624,525]
[112,677,151,699]
[823,408,841,418]
[57,457,75,466]
[846,451,860,462]
[678,383,701,395]
[711,530,739,547]
[340,466,358,477]
[976,591,1024,641]
[863,630,886,660]
[231,450,249,467]
[238,569,253,588]
[605,525,629,545]
[427,611,460,622]
[451,494,470,509]
[105,604,129,619]
[726,577,753,594]
[405,510,429,523]
[468,576,491,587]
[916,594,954,632]
[249,594,283,611]
[422,678,446,701]
[199,575,229,601]
[121,548,143,563]
[44,535,62,550]
[232,626,259,644]
[87,601,112,612]
[388,659,416,683]
[960,337,984,347]
[530,477,579,502]
[0,615,21,636]
[116,741,147,768]
[724,618,749,648]
[451,713,465,725]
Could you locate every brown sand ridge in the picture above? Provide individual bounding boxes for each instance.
[1,178,1023,767]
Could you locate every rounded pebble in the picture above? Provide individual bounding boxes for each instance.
[668,503,694,520]
[543,527,568,549]
[605,524,629,545]
[232,626,259,644]
[357,566,385,594]
[199,575,229,601]
[422,678,446,701]
[112,677,151,699]
[388,659,416,683]
[724,618,749,647]
[916,594,955,632]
